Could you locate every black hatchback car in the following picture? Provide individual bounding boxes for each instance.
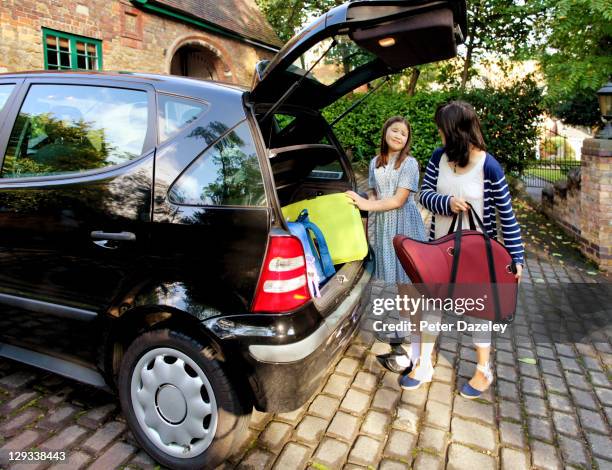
[0,1,466,467]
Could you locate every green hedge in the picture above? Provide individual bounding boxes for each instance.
[323,78,543,175]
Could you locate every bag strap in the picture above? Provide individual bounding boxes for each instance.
[469,202,502,322]
[447,206,476,235]
[467,209,477,231]
[296,209,335,278]
[448,203,502,322]
[448,213,458,235]
[464,203,486,234]
[448,213,464,296]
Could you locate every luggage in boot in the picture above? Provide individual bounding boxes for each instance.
[287,209,335,297]
[282,193,368,265]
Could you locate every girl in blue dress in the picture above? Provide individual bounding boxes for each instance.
[346,116,427,372]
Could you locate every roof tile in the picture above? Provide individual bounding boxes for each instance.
[155,0,283,48]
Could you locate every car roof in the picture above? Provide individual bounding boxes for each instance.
[0,70,248,99]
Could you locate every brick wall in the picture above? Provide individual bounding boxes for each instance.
[580,139,612,273]
[0,0,276,86]
[541,139,612,274]
[541,169,582,241]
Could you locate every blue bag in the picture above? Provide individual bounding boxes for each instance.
[287,209,335,296]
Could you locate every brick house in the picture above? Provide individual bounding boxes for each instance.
[0,0,283,86]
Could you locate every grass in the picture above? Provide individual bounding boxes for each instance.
[523,167,568,183]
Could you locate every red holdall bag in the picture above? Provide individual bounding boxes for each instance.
[393,204,518,323]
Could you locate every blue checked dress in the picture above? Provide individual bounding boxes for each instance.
[368,155,427,283]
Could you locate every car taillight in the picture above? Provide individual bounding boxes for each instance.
[251,235,311,313]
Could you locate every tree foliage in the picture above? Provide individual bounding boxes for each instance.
[549,90,601,128]
[255,0,342,42]
[323,77,543,175]
[536,0,612,126]
[539,0,612,99]
[451,0,543,89]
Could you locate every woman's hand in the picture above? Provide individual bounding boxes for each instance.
[450,196,469,213]
[514,263,523,282]
[345,190,369,211]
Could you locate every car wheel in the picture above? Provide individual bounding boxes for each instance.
[118,329,250,469]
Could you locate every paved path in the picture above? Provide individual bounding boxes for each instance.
[0,193,610,470]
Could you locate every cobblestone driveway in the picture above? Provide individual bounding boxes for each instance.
[0,197,610,470]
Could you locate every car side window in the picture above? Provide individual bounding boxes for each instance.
[0,84,16,112]
[169,121,266,207]
[2,84,149,178]
[158,94,209,143]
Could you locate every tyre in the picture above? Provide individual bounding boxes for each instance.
[118,329,250,469]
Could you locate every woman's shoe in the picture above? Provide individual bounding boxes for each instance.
[383,353,413,374]
[460,362,493,399]
[399,359,434,390]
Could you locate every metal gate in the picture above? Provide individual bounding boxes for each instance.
[523,129,581,188]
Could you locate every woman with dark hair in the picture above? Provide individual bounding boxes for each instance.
[346,116,427,373]
[400,101,524,399]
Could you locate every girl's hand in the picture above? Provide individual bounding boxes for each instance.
[514,263,523,282]
[345,190,368,210]
[450,196,468,213]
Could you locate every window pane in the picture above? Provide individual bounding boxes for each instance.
[274,114,295,131]
[59,50,71,68]
[0,85,15,112]
[168,121,266,206]
[158,94,209,142]
[291,35,376,86]
[43,31,102,71]
[59,37,69,52]
[46,35,58,49]
[47,49,58,68]
[308,160,344,180]
[2,84,149,178]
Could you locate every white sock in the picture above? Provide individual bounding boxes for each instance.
[410,334,421,362]
[419,338,435,368]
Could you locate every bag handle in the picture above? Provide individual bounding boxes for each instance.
[448,205,477,235]
[448,203,502,322]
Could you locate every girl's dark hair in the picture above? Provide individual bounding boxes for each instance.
[377,115,411,169]
[434,100,486,167]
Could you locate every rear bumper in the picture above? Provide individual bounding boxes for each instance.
[248,263,371,363]
[249,262,371,411]
[204,261,372,412]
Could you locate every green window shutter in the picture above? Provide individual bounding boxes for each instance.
[42,28,103,71]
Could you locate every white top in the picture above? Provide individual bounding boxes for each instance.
[435,152,485,239]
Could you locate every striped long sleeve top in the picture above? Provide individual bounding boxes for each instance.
[419,148,525,265]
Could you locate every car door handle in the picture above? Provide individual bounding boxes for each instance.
[90,231,136,241]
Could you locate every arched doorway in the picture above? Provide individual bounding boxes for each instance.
[170,44,221,80]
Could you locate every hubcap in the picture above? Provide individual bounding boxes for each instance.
[156,384,187,424]
[130,347,218,459]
